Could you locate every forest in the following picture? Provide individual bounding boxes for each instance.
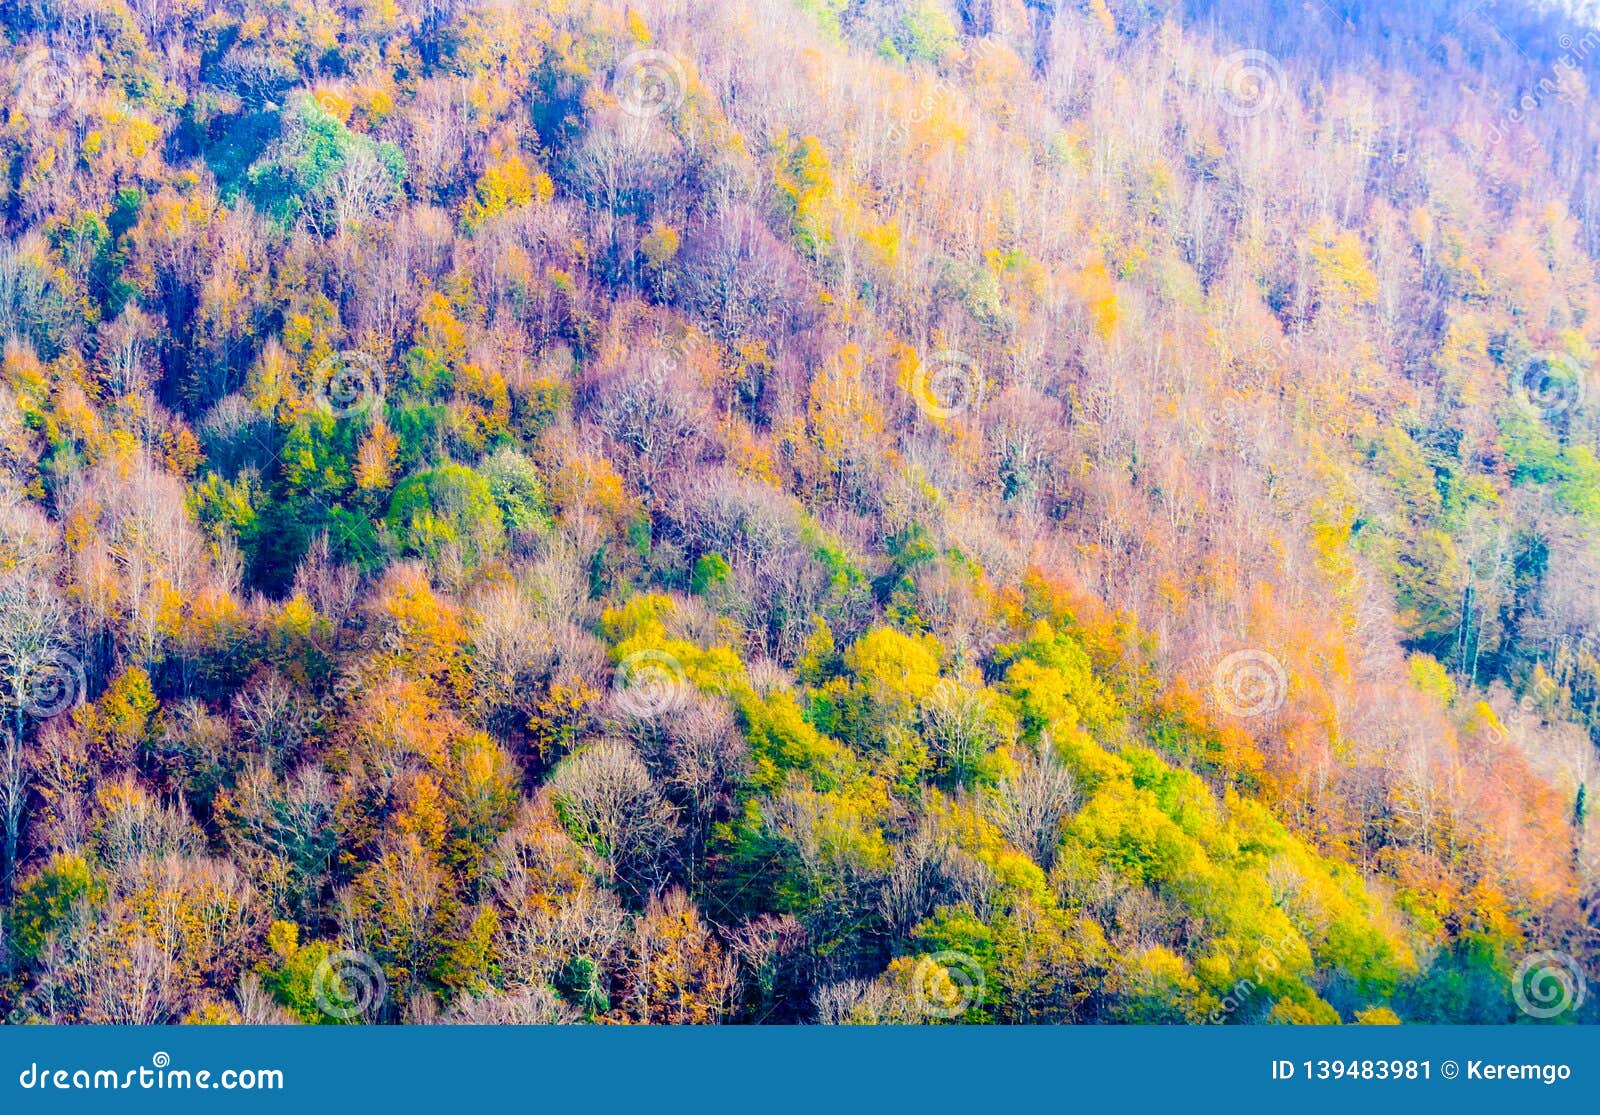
[0,0,1597,1024]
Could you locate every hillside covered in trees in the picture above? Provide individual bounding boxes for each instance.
[0,0,1597,1025]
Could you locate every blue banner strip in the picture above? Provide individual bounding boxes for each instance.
[1,1025,1595,1114]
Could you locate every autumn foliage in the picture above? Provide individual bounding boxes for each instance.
[0,0,1596,1025]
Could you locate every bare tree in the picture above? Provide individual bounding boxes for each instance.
[994,740,1079,871]
[223,763,337,922]
[590,349,708,494]
[919,679,1012,784]
[0,573,71,896]
[0,729,26,899]
[231,673,316,765]
[487,800,626,997]
[443,985,580,1024]
[292,534,362,629]
[548,738,681,900]
[633,695,748,879]
[326,143,400,237]
[0,573,69,746]
[98,306,154,397]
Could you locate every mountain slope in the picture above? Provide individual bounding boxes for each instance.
[0,0,1595,1023]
